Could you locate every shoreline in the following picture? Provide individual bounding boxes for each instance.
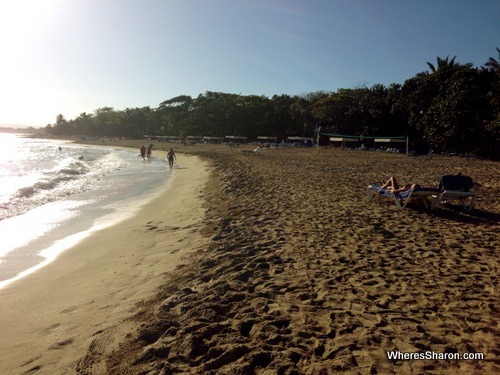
[0,152,210,374]
[0,147,172,289]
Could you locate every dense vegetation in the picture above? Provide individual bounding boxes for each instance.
[46,52,499,158]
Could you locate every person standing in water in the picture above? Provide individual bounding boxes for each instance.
[167,149,176,169]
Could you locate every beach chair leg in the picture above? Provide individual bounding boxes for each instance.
[464,195,477,211]
[421,197,429,209]
[367,186,377,201]
[460,197,466,210]
[430,195,440,210]
[413,197,430,209]
[395,197,403,209]
[400,196,427,209]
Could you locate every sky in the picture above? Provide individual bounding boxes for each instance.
[0,0,498,127]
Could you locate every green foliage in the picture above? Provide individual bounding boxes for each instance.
[45,50,500,159]
[398,56,497,157]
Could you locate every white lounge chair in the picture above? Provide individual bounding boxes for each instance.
[430,175,477,211]
[241,147,260,155]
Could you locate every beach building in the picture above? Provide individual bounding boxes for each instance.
[323,133,408,153]
[161,136,182,142]
[203,136,224,143]
[185,136,204,144]
[329,136,360,148]
[287,136,314,146]
[225,135,248,144]
[257,136,278,142]
[374,137,407,152]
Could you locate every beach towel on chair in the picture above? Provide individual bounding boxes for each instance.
[368,184,438,209]
[367,184,395,198]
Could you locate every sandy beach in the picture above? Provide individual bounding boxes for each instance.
[0,151,210,374]
[1,142,498,374]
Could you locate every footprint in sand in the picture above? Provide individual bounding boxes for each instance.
[48,338,74,350]
[39,323,61,334]
[59,306,78,314]
[22,365,42,374]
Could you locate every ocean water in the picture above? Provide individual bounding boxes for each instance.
[0,133,171,288]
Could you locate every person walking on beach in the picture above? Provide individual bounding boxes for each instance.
[146,144,153,159]
[167,148,176,169]
[140,145,146,159]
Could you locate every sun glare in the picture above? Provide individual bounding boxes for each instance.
[0,1,61,48]
[0,1,63,125]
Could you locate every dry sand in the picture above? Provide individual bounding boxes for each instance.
[1,142,499,374]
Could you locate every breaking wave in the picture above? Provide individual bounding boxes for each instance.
[2,150,128,221]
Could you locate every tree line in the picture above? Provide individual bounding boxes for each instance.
[46,51,499,159]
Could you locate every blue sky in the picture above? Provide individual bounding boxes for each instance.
[0,0,498,127]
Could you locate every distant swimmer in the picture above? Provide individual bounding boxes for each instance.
[140,145,146,160]
[146,144,153,159]
[167,148,176,169]
[58,146,62,151]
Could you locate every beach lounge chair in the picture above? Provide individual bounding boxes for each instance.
[367,184,438,209]
[395,185,440,209]
[430,175,477,211]
[241,147,260,155]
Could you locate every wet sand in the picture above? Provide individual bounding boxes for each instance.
[1,142,498,374]
[0,152,210,374]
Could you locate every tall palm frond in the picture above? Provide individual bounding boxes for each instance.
[426,55,472,73]
[485,47,500,71]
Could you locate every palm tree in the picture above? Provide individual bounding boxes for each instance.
[427,56,455,72]
[426,55,472,73]
[485,47,500,71]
